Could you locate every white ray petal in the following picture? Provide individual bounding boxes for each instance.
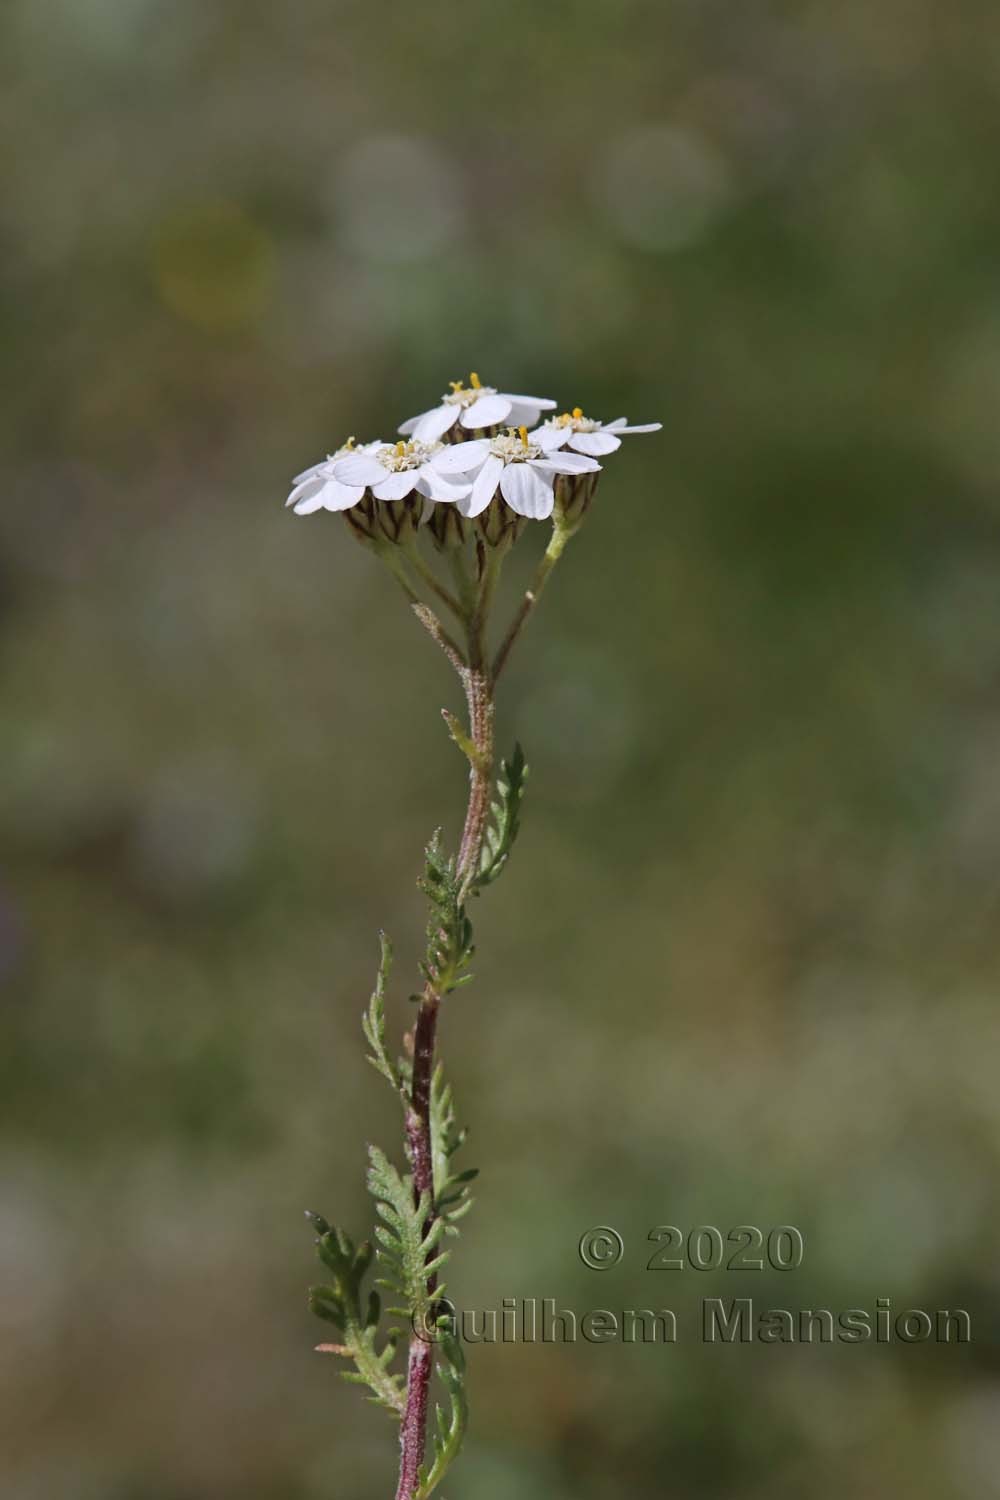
[287,476,319,508]
[504,402,547,428]
[459,454,504,517]
[501,462,554,520]
[611,422,663,434]
[372,471,419,500]
[569,432,621,456]
[399,411,432,436]
[530,425,569,451]
[291,459,327,486]
[332,454,389,485]
[414,404,460,443]
[417,471,473,503]
[459,394,511,429]
[430,440,490,474]
[316,478,366,512]
[502,393,557,409]
[533,452,601,475]
[289,478,325,513]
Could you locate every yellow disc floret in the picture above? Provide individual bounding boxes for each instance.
[377,438,442,472]
[553,407,600,433]
[490,429,542,463]
[443,372,496,407]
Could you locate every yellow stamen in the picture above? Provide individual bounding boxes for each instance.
[395,440,406,456]
[469,372,482,389]
[518,425,528,446]
[572,407,583,419]
[449,380,464,393]
[345,436,356,449]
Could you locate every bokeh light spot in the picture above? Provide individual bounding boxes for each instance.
[332,134,465,263]
[152,199,274,330]
[591,123,733,252]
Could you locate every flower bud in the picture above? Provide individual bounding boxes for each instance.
[344,496,378,544]
[476,498,525,548]
[554,471,599,526]
[376,494,422,545]
[427,504,467,551]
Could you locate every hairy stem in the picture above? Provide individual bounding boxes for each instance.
[456,665,495,889]
[396,988,440,1500]
[396,565,496,1500]
[457,545,497,889]
[412,604,467,677]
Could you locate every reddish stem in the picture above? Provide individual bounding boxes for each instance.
[395,660,494,1500]
[456,667,495,890]
[395,1339,433,1500]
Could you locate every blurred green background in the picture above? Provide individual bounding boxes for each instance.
[2,1,999,1497]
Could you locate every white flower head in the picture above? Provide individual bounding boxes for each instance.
[330,438,474,504]
[399,372,557,445]
[286,439,386,514]
[428,426,602,521]
[531,408,662,457]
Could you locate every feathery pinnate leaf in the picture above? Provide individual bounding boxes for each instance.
[415,1329,469,1500]
[367,1146,450,1323]
[305,1212,404,1414]
[475,742,528,890]
[430,1064,477,1237]
[419,833,474,995]
[362,931,403,1096]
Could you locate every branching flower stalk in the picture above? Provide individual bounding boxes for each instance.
[287,376,660,1500]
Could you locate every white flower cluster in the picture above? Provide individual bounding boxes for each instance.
[286,375,661,525]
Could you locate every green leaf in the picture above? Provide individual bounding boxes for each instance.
[367,1146,449,1329]
[429,1064,477,1239]
[362,931,403,1096]
[305,1214,404,1415]
[419,832,475,997]
[475,742,528,890]
[414,1331,469,1499]
[441,709,481,766]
